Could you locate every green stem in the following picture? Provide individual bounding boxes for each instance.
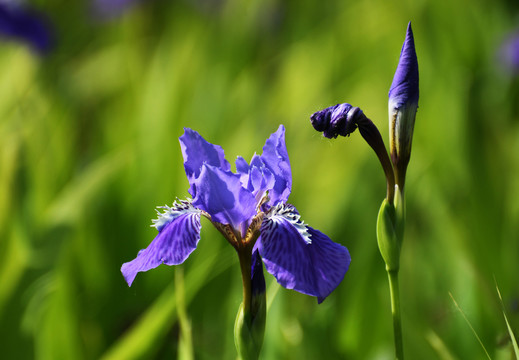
[387,269,404,360]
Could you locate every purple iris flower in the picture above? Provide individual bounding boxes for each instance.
[0,2,53,54]
[121,125,350,303]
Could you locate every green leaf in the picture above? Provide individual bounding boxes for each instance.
[496,283,519,358]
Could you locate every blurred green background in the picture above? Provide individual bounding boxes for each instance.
[1,0,519,359]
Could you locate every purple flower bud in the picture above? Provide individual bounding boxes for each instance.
[389,22,419,109]
[310,103,361,139]
[388,22,419,189]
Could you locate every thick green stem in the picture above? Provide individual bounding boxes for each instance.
[387,269,404,360]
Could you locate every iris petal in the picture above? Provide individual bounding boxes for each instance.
[179,128,231,196]
[235,156,251,190]
[257,204,350,303]
[248,166,264,194]
[235,156,250,175]
[192,164,256,228]
[249,154,263,168]
[260,125,292,206]
[121,200,202,286]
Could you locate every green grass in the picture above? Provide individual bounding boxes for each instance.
[1,0,519,359]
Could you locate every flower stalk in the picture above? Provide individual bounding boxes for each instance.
[388,269,403,359]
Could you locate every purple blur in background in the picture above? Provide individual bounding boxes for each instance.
[0,2,53,54]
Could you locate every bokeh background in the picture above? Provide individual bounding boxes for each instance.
[1,0,519,359]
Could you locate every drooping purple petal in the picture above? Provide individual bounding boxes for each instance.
[0,3,53,54]
[257,203,350,303]
[179,128,231,196]
[121,200,202,286]
[192,164,256,228]
[389,22,419,109]
[259,125,292,206]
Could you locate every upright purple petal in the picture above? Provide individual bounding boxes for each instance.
[252,166,275,197]
[0,3,53,54]
[121,200,202,286]
[180,128,231,196]
[235,156,250,175]
[259,125,292,206]
[235,154,275,202]
[235,156,251,190]
[257,204,350,303]
[192,164,256,228]
[389,22,419,109]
